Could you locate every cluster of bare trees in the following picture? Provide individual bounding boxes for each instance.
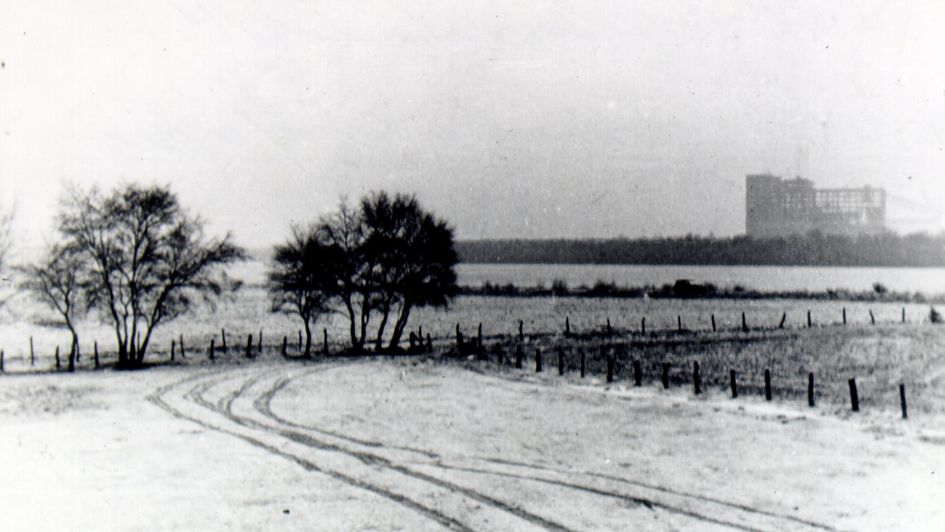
[19,184,245,369]
[11,184,457,368]
[268,191,457,355]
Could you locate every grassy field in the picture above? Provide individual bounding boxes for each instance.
[0,287,938,371]
[471,324,945,418]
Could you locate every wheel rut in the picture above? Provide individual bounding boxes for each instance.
[254,364,837,532]
[148,366,473,531]
[150,363,837,531]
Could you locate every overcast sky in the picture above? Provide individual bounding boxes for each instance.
[3,1,945,253]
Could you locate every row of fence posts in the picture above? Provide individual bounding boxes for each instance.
[0,303,917,373]
[556,307,911,338]
[6,323,437,372]
[0,336,102,373]
[502,340,910,420]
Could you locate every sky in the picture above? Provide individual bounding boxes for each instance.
[2,1,945,255]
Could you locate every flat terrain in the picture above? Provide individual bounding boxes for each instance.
[2,354,943,531]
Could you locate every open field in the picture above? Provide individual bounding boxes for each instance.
[3,281,945,530]
[1,354,943,531]
[0,288,938,371]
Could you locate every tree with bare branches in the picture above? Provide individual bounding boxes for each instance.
[58,184,246,367]
[268,224,342,356]
[19,244,87,371]
[359,192,457,351]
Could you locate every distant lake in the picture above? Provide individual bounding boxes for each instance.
[236,260,945,294]
[456,264,945,294]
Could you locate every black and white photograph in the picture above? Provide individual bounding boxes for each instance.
[1,1,943,530]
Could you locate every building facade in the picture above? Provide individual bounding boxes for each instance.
[746,174,886,238]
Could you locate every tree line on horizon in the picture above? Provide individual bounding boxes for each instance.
[5,183,457,369]
[456,232,945,267]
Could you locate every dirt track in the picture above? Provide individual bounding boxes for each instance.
[3,359,942,531]
[148,362,850,531]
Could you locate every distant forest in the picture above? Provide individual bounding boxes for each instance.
[456,233,945,267]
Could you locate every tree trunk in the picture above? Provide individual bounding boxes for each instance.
[356,295,371,352]
[387,303,413,351]
[303,320,312,357]
[374,300,392,351]
[117,341,128,367]
[138,329,153,364]
[67,336,77,372]
[344,295,359,349]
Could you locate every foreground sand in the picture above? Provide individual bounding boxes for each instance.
[1,358,942,531]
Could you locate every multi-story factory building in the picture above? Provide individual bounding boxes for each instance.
[746,174,886,238]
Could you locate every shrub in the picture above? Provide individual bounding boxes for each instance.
[931,307,943,324]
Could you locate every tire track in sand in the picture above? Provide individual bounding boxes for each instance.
[254,366,835,532]
[148,366,473,531]
[198,367,572,531]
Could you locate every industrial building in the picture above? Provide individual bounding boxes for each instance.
[746,174,886,238]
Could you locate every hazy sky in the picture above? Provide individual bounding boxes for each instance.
[3,1,945,253]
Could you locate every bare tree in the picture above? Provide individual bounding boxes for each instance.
[316,199,379,352]
[58,184,246,367]
[360,192,457,351]
[268,224,340,356]
[19,244,87,371]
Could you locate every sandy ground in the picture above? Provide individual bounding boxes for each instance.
[1,358,942,531]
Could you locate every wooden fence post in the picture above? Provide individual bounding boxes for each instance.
[209,339,215,361]
[693,361,701,395]
[807,310,813,328]
[55,346,60,370]
[557,347,564,376]
[848,378,859,412]
[842,307,847,325]
[515,344,524,369]
[281,336,288,356]
[661,363,670,389]
[455,325,464,349]
[741,312,748,332]
[426,333,433,353]
[633,360,642,386]
[641,317,646,336]
[221,329,227,354]
[258,330,263,354]
[323,329,329,355]
[179,335,186,358]
[246,334,253,358]
[779,312,787,329]
[900,384,908,419]
[711,314,716,332]
[677,315,683,333]
[902,308,906,324]
[477,323,483,353]
[580,349,586,378]
[30,336,35,367]
[565,317,570,336]
[171,340,176,362]
[606,318,612,336]
[808,372,815,407]
[518,320,524,341]
[1,350,4,372]
[94,341,100,369]
[535,348,543,373]
[764,369,772,401]
[869,310,876,325]
[730,369,738,398]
